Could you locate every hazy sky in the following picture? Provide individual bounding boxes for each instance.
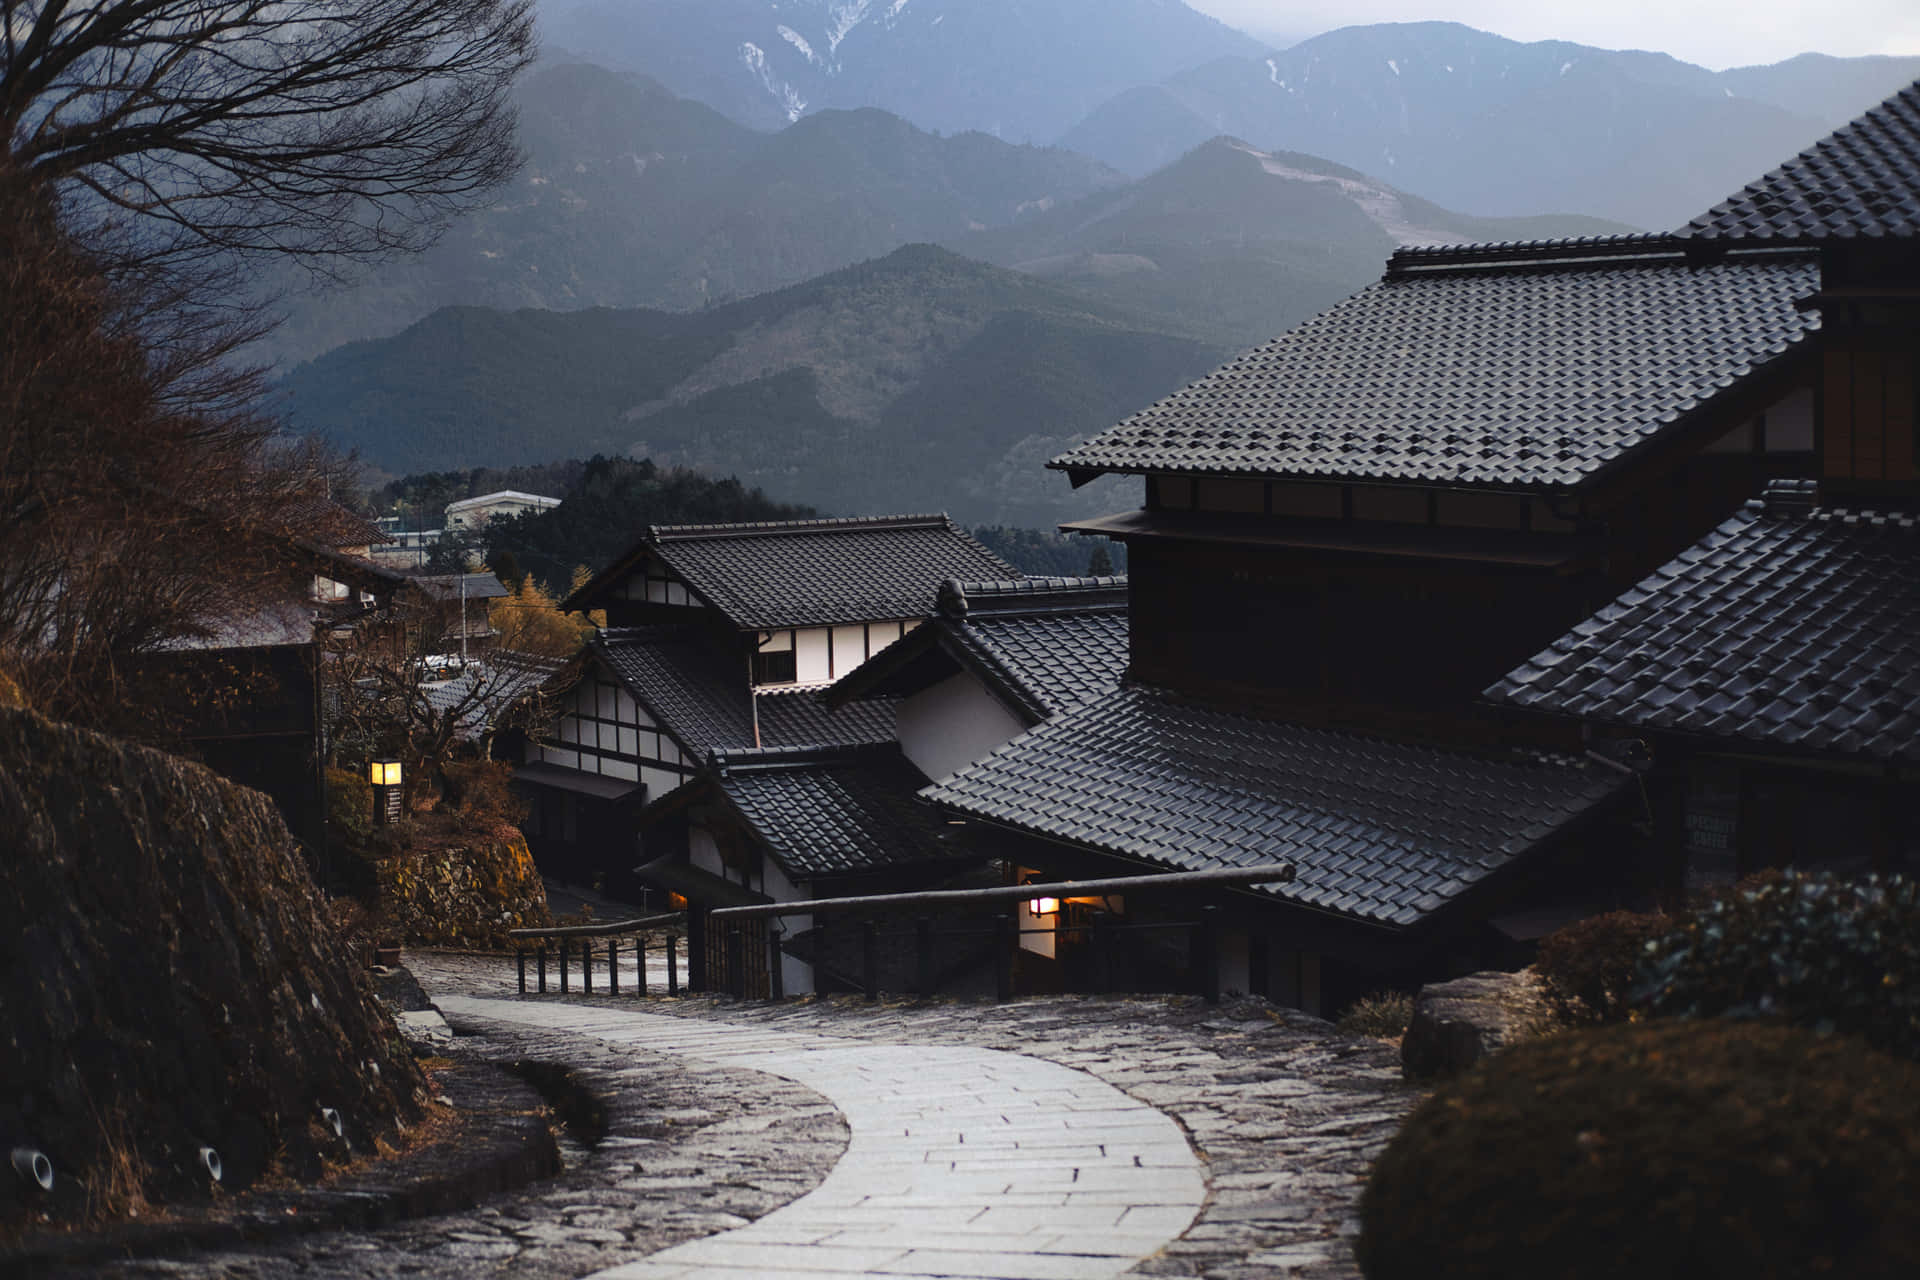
[1187,1,1920,70]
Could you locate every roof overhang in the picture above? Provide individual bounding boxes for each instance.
[512,761,644,803]
[1062,508,1601,572]
[632,852,770,908]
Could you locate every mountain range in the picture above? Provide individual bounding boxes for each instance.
[534,0,1264,137]
[280,246,1228,527]
[1058,23,1920,228]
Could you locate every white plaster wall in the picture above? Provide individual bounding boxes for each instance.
[795,627,832,685]
[761,859,816,995]
[896,671,1028,784]
[689,826,725,878]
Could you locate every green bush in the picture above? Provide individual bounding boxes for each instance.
[1358,1020,1920,1280]
[1535,907,1670,1025]
[1636,871,1920,1060]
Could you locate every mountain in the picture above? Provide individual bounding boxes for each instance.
[535,0,1264,138]
[1057,22,1920,228]
[265,61,1124,363]
[952,137,1630,350]
[278,246,1229,527]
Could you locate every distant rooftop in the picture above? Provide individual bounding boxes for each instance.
[568,514,1015,630]
[1049,236,1820,493]
[1686,80,1920,243]
[445,490,561,512]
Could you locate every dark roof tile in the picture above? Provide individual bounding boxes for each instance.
[1048,239,1819,491]
[1688,81,1920,241]
[922,685,1625,929]
[712,745,968,879]
[1487,481,1920,761]
[573,515,1014,629]
[593,627,895,760]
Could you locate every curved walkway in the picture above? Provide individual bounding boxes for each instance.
[438,997,1203,1280]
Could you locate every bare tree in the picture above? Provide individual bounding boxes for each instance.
[1,0,534,277]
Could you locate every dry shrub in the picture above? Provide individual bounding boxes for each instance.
[1337,991,1415,1040]
[442,759,527,833]
[1535,908,1671,1025]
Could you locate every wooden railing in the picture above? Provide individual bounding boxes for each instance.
[707,864,1295,1004]
[508,912,685,996]
[504,865,1294,1004]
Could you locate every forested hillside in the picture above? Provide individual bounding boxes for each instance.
[284,246,1224,527]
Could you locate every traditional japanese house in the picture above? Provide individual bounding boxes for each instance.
[515,514,1011,897]
[150,501,407,850]
[921,227,1835,1011]
[635,743,982,996]
[1488,81,1920,890]
[826,575,1130,782]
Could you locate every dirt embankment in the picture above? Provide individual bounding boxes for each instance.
[0,707,426,1229]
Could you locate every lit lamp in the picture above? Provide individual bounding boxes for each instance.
[369,758,404,825]
[1028,895,1060,917]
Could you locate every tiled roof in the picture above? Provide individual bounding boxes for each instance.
[1687,81,1920,242]
[709,745,967,879]
[592,627,895,760]
[922,685,1626,929]
[1048,238,1820,491]
[407,572,510,603]
[1487,481,1920,762]
[937,577,1130,719]
[423,651,565,742]
[571,515,1016,629]
[279,495,390,548]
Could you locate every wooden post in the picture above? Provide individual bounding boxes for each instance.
[667,934,679,996]
[862,920,879,1002]
[559,939,570,994]
[1092,916,1112,994]
[634,935,647,998]
[1197,906,1221,1004]
[768,923,785,1002]
[915,916,934,998]
[537,945,548,993]
[581,939,592,994]
[607,939,619,995]
[995,914,1013,1003]
[516,948,527,995]
[687,908,707,993]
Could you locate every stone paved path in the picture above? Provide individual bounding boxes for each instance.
[80,955,1418,1279]
[440,997,1204,1280]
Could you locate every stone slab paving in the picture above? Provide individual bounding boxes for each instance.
[436,996,1205,1280]
[416,953,1420,1280]
[81,954,1418,1280]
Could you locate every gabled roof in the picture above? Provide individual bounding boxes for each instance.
[675,744,968,880]
[445,490,561,513]
[279,495,391,548]
[423,651,565,742]
[922,685,1627,930]
[591,627,896,760]
[406,572,510,603]
[566,514,1015,629]
[830,576,1130,723]
[1049,237,1820,493]
[1687,81,1920,242]
[1487,481,1920,762]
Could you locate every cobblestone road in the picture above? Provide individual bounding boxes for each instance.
[86,953,1418,1279]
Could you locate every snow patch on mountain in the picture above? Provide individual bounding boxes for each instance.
[826,0,879,55]
[779,25,820,65]
[740,41,807,121]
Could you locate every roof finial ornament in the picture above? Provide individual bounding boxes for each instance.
[938,578,968,619]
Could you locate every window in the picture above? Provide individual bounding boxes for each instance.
[753,629,797,685]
